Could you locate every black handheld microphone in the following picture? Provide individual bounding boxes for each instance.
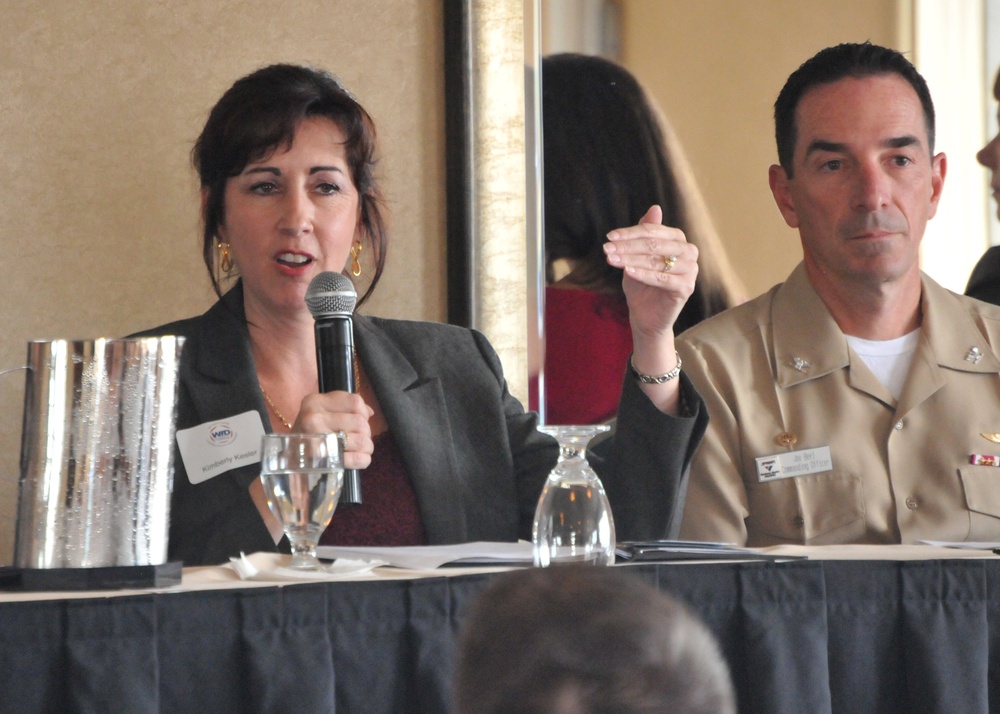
[305,271,361,505]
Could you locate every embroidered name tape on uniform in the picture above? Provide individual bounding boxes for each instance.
[176,410,266,484]
[755,446,833,483]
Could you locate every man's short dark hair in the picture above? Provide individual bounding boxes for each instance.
[774,42,936,176]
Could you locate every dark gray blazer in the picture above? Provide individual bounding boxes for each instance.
[967,245,1000,307]
[140,285,707,565]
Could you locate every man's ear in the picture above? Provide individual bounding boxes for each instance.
[768,164,799,228]
[927,151,947,220]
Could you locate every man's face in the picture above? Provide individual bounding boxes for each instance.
[769,74,946,291]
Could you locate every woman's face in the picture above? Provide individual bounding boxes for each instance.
[218,116,362,317]
[979,130,1000,222]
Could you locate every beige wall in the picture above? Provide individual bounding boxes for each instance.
[0,0,446,563]
[621,0,910,298]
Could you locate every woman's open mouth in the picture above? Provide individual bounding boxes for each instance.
[277,252,313,267]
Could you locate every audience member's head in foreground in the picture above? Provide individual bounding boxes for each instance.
[454,566,736,714]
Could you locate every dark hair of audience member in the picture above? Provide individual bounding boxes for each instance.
[774,41,935,176]
[193,63,387,305]
[542,53,742,332]
[453,566,736,714]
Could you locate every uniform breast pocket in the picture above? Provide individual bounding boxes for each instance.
[959,467,1000,541]
[746,471,865,545]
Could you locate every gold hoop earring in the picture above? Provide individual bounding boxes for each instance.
[350,242,363,277]
[217,241,233,274]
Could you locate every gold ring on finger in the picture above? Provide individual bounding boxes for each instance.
[663,254,678,272]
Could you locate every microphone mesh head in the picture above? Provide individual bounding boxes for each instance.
[305,271,357,318]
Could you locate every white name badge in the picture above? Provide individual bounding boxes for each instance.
[176,410,266,484]
[755,446,833,483]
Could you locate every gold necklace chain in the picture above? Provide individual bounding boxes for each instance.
[259,351,361,432]
[261,388,293,430]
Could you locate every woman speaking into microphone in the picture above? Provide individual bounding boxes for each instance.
[138,64,707,566]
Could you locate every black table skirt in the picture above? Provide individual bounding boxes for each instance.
[1,559,998,714]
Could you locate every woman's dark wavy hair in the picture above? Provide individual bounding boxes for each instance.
[193,63,387,306]
[542,53,739,332]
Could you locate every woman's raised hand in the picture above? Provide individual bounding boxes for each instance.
[293,392,375,470]
[603,205,698,341]
[602,205,698,415]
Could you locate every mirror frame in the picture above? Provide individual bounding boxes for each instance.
[443,0,536,405]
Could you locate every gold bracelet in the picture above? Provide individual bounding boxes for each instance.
[629,351,682,384]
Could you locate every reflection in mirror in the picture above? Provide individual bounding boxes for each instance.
[536,53,743,425]
[533,6,742,425]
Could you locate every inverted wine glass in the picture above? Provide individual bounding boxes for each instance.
[532,424,616,567]
[259,432,345,570]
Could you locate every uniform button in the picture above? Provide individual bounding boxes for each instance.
[894,421,904,430]
[792,515,805,528]
[905,497,919,511]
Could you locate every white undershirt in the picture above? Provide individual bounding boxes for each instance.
[845,329,920,401]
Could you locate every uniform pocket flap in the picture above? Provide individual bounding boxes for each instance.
[960,467,1000,519]
[747,472,865,543]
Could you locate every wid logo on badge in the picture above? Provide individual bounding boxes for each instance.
[208,423,236,446]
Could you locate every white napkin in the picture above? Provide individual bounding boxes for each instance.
[228,552,385,582]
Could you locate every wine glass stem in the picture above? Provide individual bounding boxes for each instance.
[289,540,319,569]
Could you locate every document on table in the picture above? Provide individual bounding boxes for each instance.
[315,541,535,570]
[315,540,807,569]
[615,540,806,562]
[918,540,1000,551]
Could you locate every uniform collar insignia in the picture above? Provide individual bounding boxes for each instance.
[775,432,798,447]
[790,356,810,373]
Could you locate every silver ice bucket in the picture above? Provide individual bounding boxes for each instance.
[13,337,184,569]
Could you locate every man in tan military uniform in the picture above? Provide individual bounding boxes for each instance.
[678,42,1000,546]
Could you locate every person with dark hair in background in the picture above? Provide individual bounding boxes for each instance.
[136,63,708,565]
[538,53,743,425]
[678,42,1000,547]
[966,68,1000,305]
[453,566,736,714]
